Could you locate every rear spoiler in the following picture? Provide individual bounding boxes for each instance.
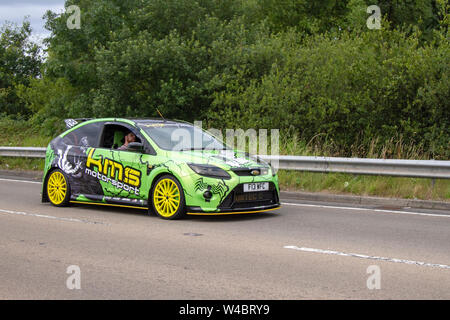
[64,118,92,129]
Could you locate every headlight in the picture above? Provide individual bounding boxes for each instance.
[188,163,231,179]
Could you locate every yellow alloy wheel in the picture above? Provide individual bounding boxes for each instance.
[47,170,68,206]
[153,178,181,218]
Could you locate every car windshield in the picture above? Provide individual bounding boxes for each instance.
[138,123,228,151]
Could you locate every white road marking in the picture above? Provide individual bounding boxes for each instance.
[284,245,450,270]
[0,178,41,184]
[0,208,107,225]
[281,202,450,218]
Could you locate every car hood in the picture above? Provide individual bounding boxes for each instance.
[168,149,270,170]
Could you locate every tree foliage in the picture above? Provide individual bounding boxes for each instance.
[4,0,449,158]
[0,21,41,117]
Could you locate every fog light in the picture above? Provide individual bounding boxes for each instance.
[203,186,213,202]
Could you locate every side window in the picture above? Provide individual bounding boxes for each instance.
[62,122,103,147]
[99,123,156,155]
[99,124,142,149]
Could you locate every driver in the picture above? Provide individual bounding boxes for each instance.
[118,131,137,150]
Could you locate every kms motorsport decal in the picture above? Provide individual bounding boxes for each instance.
[85,148,142,196]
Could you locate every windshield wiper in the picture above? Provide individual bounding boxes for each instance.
[179,147,229,151]
[178,147,206,151]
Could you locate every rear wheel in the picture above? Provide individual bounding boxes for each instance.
[46,169,71,207]
[151,175,186,220]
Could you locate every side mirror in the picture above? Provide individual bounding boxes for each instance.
[126,142,144,153]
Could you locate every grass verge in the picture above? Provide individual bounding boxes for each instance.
[0,117,53,147]
[0,157,45,172]
[278,170,450,202]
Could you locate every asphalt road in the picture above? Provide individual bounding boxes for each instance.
[0,176,449,299]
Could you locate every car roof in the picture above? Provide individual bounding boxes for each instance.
[65,117,193,129]
[133,118,190,125]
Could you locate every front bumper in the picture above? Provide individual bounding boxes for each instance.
[186,182,280,215]
[186,204,281,215]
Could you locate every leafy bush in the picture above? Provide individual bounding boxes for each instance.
[3,0,448,158]
[209,28,450,159]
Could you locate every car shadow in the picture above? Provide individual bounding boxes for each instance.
[62,202,281,222]
[65,202,150,218]
[184,211,280,222]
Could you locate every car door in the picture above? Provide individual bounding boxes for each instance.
[95,122,156,207]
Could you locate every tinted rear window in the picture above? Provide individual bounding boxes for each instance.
[62,122,103,147]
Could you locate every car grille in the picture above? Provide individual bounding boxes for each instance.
[218,182,279,210]
[230,167,267,176]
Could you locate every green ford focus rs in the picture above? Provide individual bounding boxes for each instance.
[42,118,280,219]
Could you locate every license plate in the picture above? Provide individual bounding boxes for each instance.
[243,182,269,192]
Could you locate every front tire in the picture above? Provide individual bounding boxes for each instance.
[46,169,71,207]
[151,175,186,220]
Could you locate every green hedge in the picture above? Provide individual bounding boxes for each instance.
[7,0,449,159]
[209,29,450,158]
